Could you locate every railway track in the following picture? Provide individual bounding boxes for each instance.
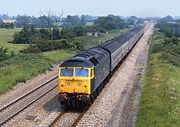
[70,110,87,127]
[47,109,88,127]
[0,75,58,126]
[47,112,66,127]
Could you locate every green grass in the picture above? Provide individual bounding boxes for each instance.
[0,28,28,53]
[136,32,180,127]
[43,49,75,62]
[0,54,52,94]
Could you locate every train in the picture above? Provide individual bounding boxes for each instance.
[58,25,145,109]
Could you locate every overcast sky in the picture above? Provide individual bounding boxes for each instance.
[1,0,180,17]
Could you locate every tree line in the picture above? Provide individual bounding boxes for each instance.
[9,15,132,53]
[0,15,96,29]
[0,14,143,29]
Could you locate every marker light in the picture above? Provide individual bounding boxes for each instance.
[78,83,81,86]
[67,82,70,86]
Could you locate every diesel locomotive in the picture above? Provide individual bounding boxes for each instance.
[58,25,145,108]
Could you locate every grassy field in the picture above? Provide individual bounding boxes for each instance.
[0,27,129,94]
[43,50,75,62]
[0,28,28,53]
[136,32,180,127]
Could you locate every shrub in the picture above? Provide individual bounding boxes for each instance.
[36,40,62,51]
[20,45,41,53]
[152,36,180,67]
[161,53,180,67]
[0,47,9,61]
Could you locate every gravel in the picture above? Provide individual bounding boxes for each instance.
[6,86,60,127]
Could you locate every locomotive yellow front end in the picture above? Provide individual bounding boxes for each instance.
[58,67,94,106]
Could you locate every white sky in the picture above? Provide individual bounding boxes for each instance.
[0,0,180,17]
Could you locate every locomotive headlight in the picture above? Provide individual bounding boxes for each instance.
[77,83,81,86]
[67,82,70,86]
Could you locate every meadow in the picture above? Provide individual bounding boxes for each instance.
[0,28,28,53]
[136,31,180,127]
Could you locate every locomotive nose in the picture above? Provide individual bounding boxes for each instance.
[59,79,89,94]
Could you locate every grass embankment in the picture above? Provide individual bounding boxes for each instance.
[0,54,52,93]
[137,32,180,127]
[0,28,127,94]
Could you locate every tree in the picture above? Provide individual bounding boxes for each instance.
[157,23,180,38]
[39,10,63,40]
[62,15,82,28]
[31,17,41,28]
[159,15,174,23]
[0,22,14,29]
[176,19,180,23]
[73,26,84,36]
[39,29,52,39]
[38,16,53,28]
[13,25,41,44]
[61,28,75,39]
[52,28,61,40]
[128,16,138,25]
[94,15,128,30]
[0,19,3,25]
[16,15,31,28]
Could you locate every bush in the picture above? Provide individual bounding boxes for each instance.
[161,53,180,67]
[36,40,63,51]
[151,36,180,67]
[20,45,41,53]
[157,23,180,38]
[151,43,164,53]
[0,22,14,29]
[0,47,9,61]
[13,25,41,44]
[71,41,84,51]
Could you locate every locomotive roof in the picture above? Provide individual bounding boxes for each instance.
[60,57,94,67]
[60,47,109,68]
